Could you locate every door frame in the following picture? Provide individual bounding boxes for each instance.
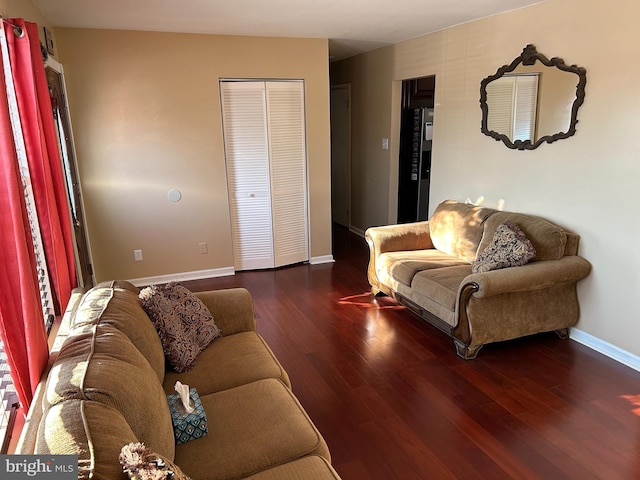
[394,75,436,224]
[45,56,95,288]
[330,83,351,228]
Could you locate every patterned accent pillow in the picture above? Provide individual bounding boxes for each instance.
[472,221,536,273]
[119,442,192,480]
[139,282,221,372]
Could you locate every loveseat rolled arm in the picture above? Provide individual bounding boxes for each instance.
[452,256,591,359]
[452,282,481,359]
[462,256,592,299]
[365,221,432,292]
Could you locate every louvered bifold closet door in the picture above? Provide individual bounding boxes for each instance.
[221,81,274,270]
[221,80,309,271]
[266,81,309,268]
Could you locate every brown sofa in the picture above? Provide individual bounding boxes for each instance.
[16,280,341,480]
[365,200,591,359]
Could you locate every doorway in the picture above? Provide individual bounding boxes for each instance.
[397,75,435,223]
[330,84,351,228]
[45,58,94,288]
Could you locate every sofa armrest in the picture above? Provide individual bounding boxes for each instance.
[463,256,592,299]
[195,288,256,335]
[15,287,86,455]
[365,222,432,291]
[365,221,432,254]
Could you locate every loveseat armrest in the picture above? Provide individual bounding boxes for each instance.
[195,288,256,335]
[453,255,592,358]
[365,221,432,254]
[365,222,432,291]
[463,256,592,299]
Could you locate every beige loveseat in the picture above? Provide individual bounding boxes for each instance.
[366,200,591,359]
[16,280,341,480]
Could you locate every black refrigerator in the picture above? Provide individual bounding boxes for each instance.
[397,106,433,223]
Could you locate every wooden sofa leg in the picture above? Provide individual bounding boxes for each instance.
[554,328,570,339]
[453,339,483,360]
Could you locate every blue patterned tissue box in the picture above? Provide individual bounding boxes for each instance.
[167,387,208,444]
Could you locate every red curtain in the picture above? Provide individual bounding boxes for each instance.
[0,18,77,410]
[0,29,48,412]
[5,19,76,312]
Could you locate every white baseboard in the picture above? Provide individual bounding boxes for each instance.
[127,255,336,286]
[570,328,640,372]
[128,267,235,287]
[310,255,335,265]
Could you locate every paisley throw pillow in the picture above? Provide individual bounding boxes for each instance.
[472,221,536,273]
[140,282,221,372]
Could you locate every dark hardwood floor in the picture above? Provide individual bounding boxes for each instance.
[183,225,640,479]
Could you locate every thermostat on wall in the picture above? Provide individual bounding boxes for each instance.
[167,189,182,202]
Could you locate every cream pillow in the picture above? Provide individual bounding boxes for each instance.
[119,442,192,480]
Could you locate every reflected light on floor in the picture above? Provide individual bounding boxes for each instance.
[338,293,401,359]
[620,394,640,416]
[338,293,405,310]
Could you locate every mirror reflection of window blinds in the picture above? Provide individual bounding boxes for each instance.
[486,79,515,136]
[486,74,539,141]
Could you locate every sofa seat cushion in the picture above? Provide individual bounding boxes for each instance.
[44,323,175,460]
[411,265,473,312]
[174,379,329,480]
[378,249,468,287]
[70,280,165,381]
[242,456,341,480]
[478,212,567,261]
[36,399,137,480]
[163,331,290,396]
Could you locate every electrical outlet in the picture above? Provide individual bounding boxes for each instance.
[382,138,389,150]
[198,242,208,254]
[134,249,143,262]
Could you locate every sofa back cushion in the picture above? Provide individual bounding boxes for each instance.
[70,281,165,381]
[429,200,494,263]
[477,211,567,261]
[43,322,175,461]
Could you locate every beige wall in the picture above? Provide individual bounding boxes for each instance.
[54,29,332,283]
[331,0,640,359]
[0,0,58,57]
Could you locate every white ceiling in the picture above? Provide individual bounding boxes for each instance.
[32,0,543,61]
